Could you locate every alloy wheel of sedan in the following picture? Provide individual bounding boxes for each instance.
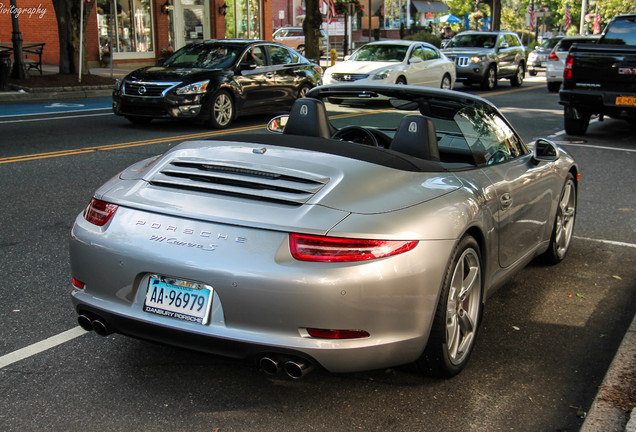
[541,174,576,264]
[481,66,497,90]
[209,91,234,129]
[441,74,452,89]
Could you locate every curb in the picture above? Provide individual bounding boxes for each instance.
[580,313,636,432]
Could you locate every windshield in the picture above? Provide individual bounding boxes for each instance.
[447,34,497,49]
[349,45,408,62]
[163,44,243,69]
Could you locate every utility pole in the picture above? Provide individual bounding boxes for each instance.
[9,0,26,79]
[580,0,588,34]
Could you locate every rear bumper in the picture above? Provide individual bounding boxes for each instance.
[560,88,636,119]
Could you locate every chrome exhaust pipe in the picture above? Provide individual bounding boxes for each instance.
[77,314,94,332]
[259,356,282,376]
[91,319,113,336]
[284,358,314,380]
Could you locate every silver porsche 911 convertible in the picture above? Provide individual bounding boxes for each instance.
[70,84,578,379]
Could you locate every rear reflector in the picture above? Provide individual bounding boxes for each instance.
[72,278,85,289]
[289,233,417,262]
[307,328,370,339]
[83,198,118,226]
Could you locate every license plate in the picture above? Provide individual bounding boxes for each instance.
[616,96,636,106]
[144,275,212,325]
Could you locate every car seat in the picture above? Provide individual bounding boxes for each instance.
[390,115,440,161]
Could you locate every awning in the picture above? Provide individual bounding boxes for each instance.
[411,1,449,14]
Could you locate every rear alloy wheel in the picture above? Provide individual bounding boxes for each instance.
[208,90,234,129]
[297,84,312,99]
[539,174,576,265]
[440,74,452,90]
[510,63,524,87]
[480,66,497,90]
[418,235,482,377]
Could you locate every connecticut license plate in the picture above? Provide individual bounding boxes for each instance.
[616,96,636,106]
[144,275,212,325]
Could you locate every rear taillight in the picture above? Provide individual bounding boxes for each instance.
[289,233,418,262]
[547,51,559,61]
[72,278,85,289]
[563,54,574,80]
[83,198,118,226]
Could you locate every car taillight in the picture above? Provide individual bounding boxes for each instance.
[307,328,370,339]
[289,233,418,262]
[563,54,574,80]
[547,51,559,61]
[83,198,118,226]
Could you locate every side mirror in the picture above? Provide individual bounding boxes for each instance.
[532,138,560,163]
[409,56,423,64]
[267,115,288,133]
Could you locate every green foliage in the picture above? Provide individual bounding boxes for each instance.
[403,32,443,48]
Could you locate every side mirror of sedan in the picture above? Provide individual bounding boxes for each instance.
[267,115,288,133]
[531,138,560,163]
[409,56,423,64]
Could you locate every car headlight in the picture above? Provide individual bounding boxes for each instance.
[470,56,486,64]
[114,79,122,91]
[373,69,392,80]
[175,80,210,95]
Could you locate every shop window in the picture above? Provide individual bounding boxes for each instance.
[97,0,154,56]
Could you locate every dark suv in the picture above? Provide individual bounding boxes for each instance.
[442,31,526,90]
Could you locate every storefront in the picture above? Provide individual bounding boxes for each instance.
[0,0,272,69]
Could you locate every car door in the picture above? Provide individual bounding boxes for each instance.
[405,45,427,86]
[268,44,313,106]
[457,106,557,268]
[234,44,278,113]
[496,34,515,78]
[421,46,448,87]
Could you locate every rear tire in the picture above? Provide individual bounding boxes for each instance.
[297,83,312,99]
[547,81,561,93]
[417,235,482,377]
[510,63,524,87]
[396,76,407,85]
[539,174,576,265]
[564,110,590,136]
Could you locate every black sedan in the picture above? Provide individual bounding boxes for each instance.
[112,40,323,128]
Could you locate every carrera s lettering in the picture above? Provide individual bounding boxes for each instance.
[136,220,247,243]
[149,235,217,251]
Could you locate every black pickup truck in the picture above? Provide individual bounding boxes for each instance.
[559,14,636,135]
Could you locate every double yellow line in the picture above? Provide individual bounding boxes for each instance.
[0,124,264,165]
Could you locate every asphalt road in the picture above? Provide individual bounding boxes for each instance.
[0,77,634,431]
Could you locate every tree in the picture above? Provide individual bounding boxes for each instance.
[52,0,94,75]
[303,0,323,63]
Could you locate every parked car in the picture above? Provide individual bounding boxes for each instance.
[545,35,599,92]
[71,84,578,379]
[442,31,526,90]
[112,40,322,129]
[272,26,329,56]
[527,36,564,76]
[323,40,455,89]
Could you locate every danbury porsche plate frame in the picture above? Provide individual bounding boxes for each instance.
[144,275,213,325]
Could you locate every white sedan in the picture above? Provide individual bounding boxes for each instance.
[323,40,455,89]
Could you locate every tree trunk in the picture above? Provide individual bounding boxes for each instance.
[303,0,323,63]
[52,0,93,75]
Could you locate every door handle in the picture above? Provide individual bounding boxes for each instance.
[500,193,512,210]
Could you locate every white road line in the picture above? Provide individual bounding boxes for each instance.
[558,143,636,153]
[0,326,87,369]
[0,112,113,124]
[574,236,636,249]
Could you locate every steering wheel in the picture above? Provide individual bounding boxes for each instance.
[330,126,379,147]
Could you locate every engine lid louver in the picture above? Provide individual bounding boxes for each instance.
[149,159,329,205]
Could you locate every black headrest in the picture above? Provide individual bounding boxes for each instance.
[283,98,332,139]
[390,115,440,161]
